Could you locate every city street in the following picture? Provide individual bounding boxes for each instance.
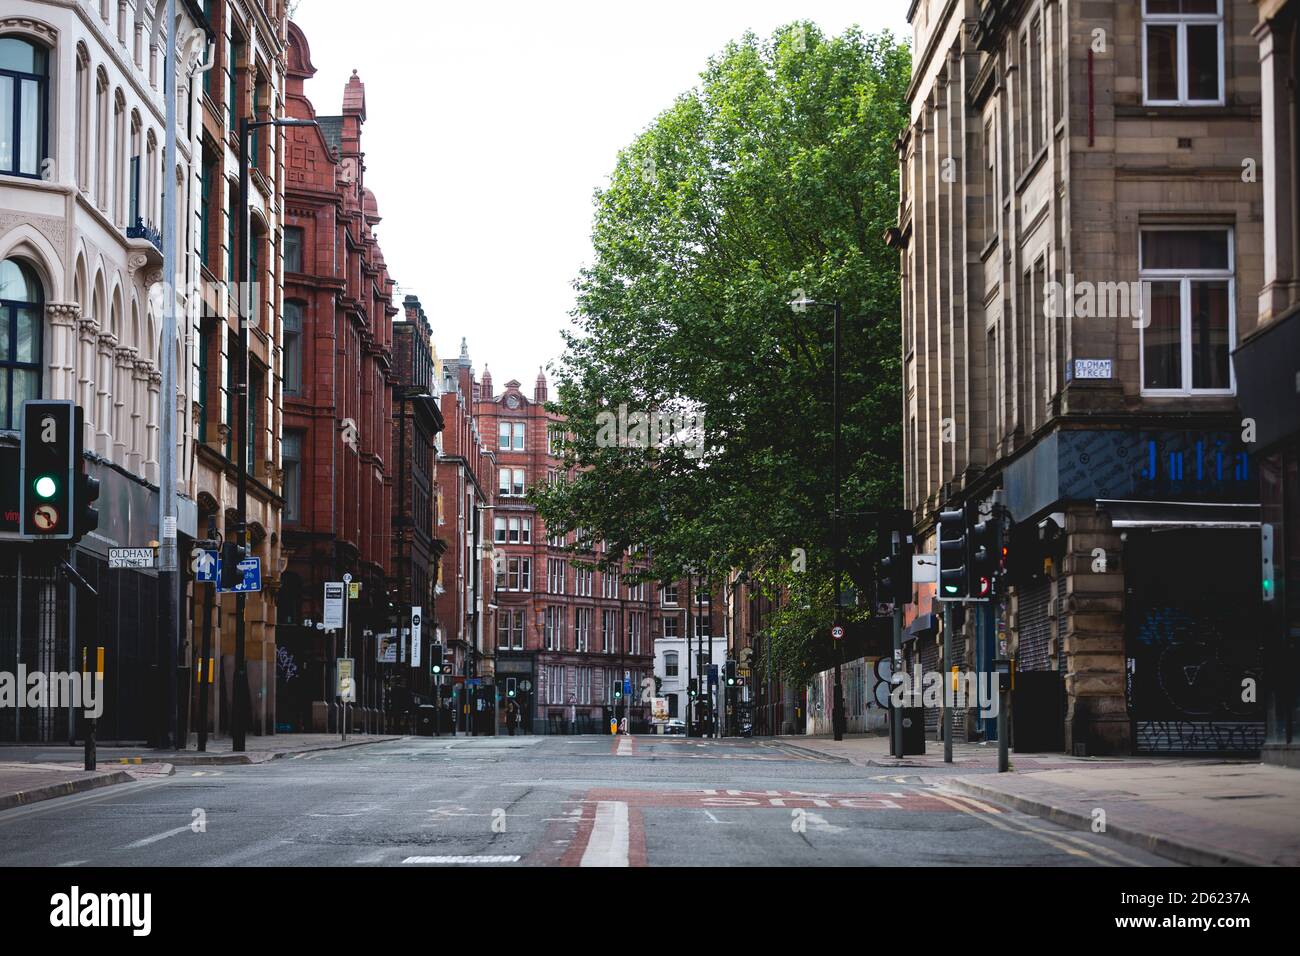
[0,736,1169,867]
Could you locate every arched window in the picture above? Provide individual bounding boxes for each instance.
[0,36,48,177]
[0,258,43,430]
[664,651,679,677]
[75,46,88,188]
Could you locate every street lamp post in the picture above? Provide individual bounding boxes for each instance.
[791,296,846,742]
[232,114,317,752]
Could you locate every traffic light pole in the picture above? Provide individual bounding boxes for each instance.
[831,301,845,743]
[892,602,903,758]
[942,603,953,764]
[232,116,251,753]
[156,0,179,751]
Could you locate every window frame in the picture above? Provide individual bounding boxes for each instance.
[1137,225,1236,397]
[1141,0,1225,107]
[0,257,43,430]
[0,36,49,179]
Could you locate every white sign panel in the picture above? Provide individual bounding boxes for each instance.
[410,607,422,668]
[337,658,356,703]
[912,553,937,584]
[323,582,345,630]
[109,547,155,569]
[377,631,398,664]
[1070,358,1113,381]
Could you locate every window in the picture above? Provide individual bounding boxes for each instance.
[496,608,524,650]
[494,516,508,543]
[663,615,679,639]
[693,613,711,638]
[545,607,563,651]
[576,666,592,704]
[0,38,47,177]
[547,530,565,548]
[496,556,531,591]
[662,581,679,606]
[283,301,303,396]
[630,613,643,655]
[602,610,616,653]
[575,566,592,596]
[628,581,645,602]
[282,429,302,522]
[0,258,42,429]
[983,116,997,246]
[246,365,261,473]
[547,558,566,594]
[283,226,303,273]
[601,572,618,600]
[547,426,563,457]
[1139,228,1234,395]
[1143,1,1223,105]
[664,651,679,678]
[497,420,524,450]
[1017,14,1046,173]
[668,694,679,718]
[545,663,565,704]
[575,608,591,652]
[511,517,530,543]
[499,467,525,497]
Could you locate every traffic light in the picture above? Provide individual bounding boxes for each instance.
[879,531,914,606]
[971,506,1003,599]
[73,449,100,545]
[429,643,445,675]
[724,660,737,687]
[937,505,968,599]
[612,680,623,700]
[506,677,517,698]
[688,678,698,699]
[219,540,246,590]
[20,400,76,539]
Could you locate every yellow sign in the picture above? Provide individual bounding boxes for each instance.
[348,582,361,599]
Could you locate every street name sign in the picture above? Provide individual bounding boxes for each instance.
[109,547,155,569]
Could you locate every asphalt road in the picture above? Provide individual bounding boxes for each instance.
[0,735,1173,867]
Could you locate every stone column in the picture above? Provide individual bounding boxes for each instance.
[131,358,151,471]
[113,345,136,464]
[78,317,98,449]
[45,303,81,401]
[95,330,117,459]
[1256,15,1299,324]
[147,368,161,486]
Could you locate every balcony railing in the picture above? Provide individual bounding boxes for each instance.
[125,218,162,252]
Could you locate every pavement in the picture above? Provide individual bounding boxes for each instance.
[0,734,1174,867]
[765,734,1300,867]
[0,733,400,811]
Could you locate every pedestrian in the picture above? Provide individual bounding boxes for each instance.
[506,699,518,736]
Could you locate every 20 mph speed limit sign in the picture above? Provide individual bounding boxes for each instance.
[831,625,845,640]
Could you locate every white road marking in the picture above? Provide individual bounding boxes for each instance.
[56,860,88,867]
[402,855,519,864]
[616,737,634,756]
[580,800,630,867]
[120,823,193,849]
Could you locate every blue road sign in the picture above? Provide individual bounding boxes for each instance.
[466,678,482,687]
[216,557,262,593]
[708,664,718,687]
[622,678,631,696]
[193,548,219,583]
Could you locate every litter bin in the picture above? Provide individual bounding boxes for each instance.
[900,707,926,755]
[416,705,437,737]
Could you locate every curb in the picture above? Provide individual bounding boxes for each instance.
[107,735,405,767]
[0,768,134,812]
[946,776,1266,868]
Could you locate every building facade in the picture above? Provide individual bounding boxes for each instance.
[1,0,208,742]
[434,339,495,732]
[892,0,1266,755]
[188,0,288,739]
[393,294,444,713]
[476,371,656,734]
[277,23,401,733]
[1236,0,1299,766]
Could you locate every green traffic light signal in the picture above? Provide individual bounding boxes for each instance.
[34,474,58,499]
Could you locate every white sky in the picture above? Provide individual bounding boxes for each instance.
[291,0,911,385]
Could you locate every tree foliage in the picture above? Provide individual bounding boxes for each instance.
[532,23,911,685]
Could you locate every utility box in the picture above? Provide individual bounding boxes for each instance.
[416,705,438,737]
[900,707,926,755]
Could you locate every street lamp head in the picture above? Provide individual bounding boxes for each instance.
[789,295,819,312]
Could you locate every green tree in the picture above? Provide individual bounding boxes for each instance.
[533,23,910,687]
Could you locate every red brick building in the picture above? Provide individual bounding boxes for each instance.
[276,23,399,733]
[434,340,496,732]
[393,295,444,711]
[476,372,656,734]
